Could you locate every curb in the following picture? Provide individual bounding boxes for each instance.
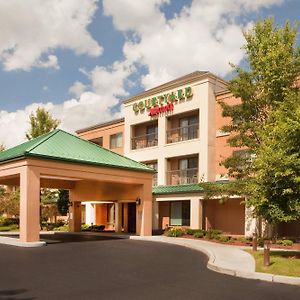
[0,236,46,248]
[130,236,300,286]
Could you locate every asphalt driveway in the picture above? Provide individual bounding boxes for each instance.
[0,233,299,300]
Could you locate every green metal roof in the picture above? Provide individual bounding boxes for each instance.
[0,129,155,173]
[152,184,205,195]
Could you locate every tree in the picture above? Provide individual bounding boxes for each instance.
[220,18,300,179]
[247,92,300,225]
[207,18,300,237]
[26,107,60,140]
[57,190,70,216]
[25,107,62,222]
[0,189,20,218]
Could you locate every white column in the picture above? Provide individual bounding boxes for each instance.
[157,116,167,185]
[85,202,95,225]
[114,202,122,233]
[190,198,203,229]
[152,200,159,230]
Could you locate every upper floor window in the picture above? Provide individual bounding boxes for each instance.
[110,132,123,149]
[90,137,103,147]
[167,115,199,143]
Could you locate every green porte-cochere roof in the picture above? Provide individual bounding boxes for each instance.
[0,129,155,173]
[152,184,205,195]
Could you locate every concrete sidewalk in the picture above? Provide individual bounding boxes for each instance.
[131,235,300,286]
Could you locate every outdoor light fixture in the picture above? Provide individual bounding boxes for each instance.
[135,197,141,205]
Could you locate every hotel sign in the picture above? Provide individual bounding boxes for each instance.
[132,86,193,117]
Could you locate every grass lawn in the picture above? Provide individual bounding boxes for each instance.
[247,250,300,277]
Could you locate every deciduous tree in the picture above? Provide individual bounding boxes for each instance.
[26,107,60,140]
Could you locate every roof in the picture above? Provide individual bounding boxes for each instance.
[123,71,228,104]
[152,184,205,195]
[0,129,155,173]
[76,117,125,134]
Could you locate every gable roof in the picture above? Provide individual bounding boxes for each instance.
[0,129,154,173]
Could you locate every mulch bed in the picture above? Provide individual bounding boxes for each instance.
[180,234,300,251]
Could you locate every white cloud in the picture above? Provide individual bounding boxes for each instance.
[0,0,102,71]
[87,60,134,97]
[69,81,87,97]
[0,61,132,148]
[0,91,121,148]
[104,0,285,89]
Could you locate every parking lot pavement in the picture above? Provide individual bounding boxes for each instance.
[0,233,299,300]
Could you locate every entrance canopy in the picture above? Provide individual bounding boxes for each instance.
[0,129,154,243]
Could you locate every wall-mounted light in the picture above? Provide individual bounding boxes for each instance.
[68,202,73,207]
[135,197,141,205]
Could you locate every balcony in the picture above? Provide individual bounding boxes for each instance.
[166,168,198,185]
[131,133,158,150]
[166,123,199,144]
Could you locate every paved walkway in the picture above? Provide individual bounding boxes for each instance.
[131,235,300,286]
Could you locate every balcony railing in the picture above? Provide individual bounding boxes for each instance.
[166,168,198,185]
[131,133,158,150]
[166,123,199,144]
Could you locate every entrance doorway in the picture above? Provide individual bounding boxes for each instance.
[127,203,136,233]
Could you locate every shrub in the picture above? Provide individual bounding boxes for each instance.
[211,229,222,235]
[193,232,204,238]
[186,229,200,235]
[166,227,185,237]
[237,237,250,244]
[81,224,91,231]
[219,236,231,243]
[278,239,293,247]
[258,238,264,247]
[0,217,19,226]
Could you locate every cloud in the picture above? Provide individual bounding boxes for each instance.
[0,0,102,71]
[0,60,132,148]
[0,91,122,148]
[104,0,285,89]
[69,81,87,97]
[0,0,286,148]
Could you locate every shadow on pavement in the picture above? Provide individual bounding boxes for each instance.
[0,288,34,300]
[40,233,124,244]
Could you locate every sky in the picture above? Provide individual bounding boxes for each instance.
[0,0,299,148]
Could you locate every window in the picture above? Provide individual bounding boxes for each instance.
[146,125,158,147]
[178,158,198,184]
[179,116,198,141]
[90,137,103,147]
[110,133,123,149]
[170,201,190,226]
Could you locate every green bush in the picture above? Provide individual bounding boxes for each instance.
[258,238,265,247]
[219,236,231,243]
[166,227,185,237]
[54,224,69,231]
[0,217,19,226]
[278,239,293,246]
[186,229,200,235]
[193,232,204,238]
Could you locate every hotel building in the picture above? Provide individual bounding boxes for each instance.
[77,71,299,237]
